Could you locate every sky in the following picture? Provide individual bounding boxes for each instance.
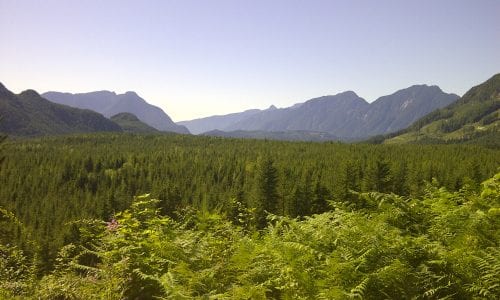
[1,0,499,121]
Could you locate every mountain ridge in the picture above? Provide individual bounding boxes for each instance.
[179,86,458,139]
[382,73,500,145]
[0,83,123,136]
[42,90,189,134]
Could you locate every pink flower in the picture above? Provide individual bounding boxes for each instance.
[106,218,119,231]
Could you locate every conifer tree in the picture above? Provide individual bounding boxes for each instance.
[254,156,279,229]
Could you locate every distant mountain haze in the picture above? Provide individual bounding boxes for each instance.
[179,86,458,139]
[177,108,262,134]
[42,91,189,134]
[0,83,122,136]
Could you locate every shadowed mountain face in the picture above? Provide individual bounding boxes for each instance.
[179,86,458,139]
[348,85,459,138]
[383,73,500,145]
[42,91,189,134]
[0,83,122,136]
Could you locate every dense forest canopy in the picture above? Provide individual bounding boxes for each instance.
[0,133,499,299]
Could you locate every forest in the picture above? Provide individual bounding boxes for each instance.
[1,133,499,299]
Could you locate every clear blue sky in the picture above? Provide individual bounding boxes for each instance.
[1,0,499,121]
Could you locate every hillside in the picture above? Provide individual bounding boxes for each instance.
[179,86,458,139]
[384,73,500,145]
[0,83,122,136]
[42,90,189,134]
[110,112,159,133]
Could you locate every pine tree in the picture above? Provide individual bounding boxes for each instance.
[254,156,279,229]
[311,179,330,214]
[363,159,392,193]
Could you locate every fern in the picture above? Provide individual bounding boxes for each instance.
[348,277,370,299]
[467,247,500,298]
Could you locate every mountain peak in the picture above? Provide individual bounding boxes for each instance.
[20,89,40,98]
[268,105,277,110]
[124,91,139,97]
[42,90,190,134]
[339,90,359,97]
[406,84,441,91]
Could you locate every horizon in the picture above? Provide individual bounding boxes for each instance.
[1,0,499,121]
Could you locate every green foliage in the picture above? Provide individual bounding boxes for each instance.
[0,134,499,270]
[0,133,499,298]
[0,171,497,299]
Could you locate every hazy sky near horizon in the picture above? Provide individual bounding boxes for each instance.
[1,0,499,121]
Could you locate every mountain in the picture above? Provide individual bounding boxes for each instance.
[202,129,339,142]
[0,83,122,136]
[42,91,189,134]
[347,85,459,138]
[179,86,458,140]
[110,113,158,133]
[383,73,500,145]
[230,92,370,137]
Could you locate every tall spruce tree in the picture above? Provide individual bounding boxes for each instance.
[254,156,279,229]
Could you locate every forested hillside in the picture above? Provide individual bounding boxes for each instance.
[110,113,158,133]
[383,73,500,145]
[0,83,122,136]
[42,91,190,134]
[0,132,499,298]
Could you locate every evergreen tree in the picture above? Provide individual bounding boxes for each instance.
[254,156,279,229]
[392,161,409,195]
[335,161,359,202]
[363,159,392,193]
[311,179,330,214]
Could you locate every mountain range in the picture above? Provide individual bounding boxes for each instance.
[382,73,500,145]
[0,83,122,136]
[3,74,498,143]
[178,85,459,139]
[42,91,189,134]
